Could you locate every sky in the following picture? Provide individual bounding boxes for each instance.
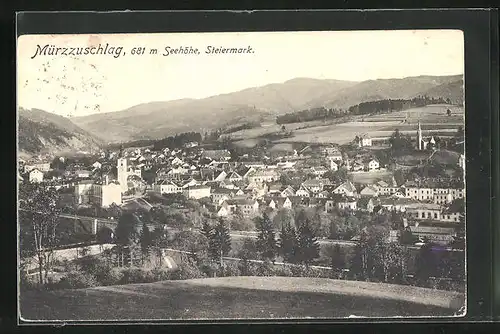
[17,30,464,118]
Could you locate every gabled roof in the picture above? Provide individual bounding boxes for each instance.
[227,171,242,179]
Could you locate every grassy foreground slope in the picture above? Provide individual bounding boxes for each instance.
[20,277,464,321]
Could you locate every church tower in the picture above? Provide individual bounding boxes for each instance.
[417,121,423,150]
[117,158,128,193]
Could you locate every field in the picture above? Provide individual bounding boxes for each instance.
[20,277,464,321]
[232,105,464,147]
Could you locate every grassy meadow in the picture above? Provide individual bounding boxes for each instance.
[20,277,463,321]
[232,105,464,147]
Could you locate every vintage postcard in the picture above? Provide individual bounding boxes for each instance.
[17,30,466,322]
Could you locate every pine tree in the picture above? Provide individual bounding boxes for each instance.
[255,213,277,261]
[201,220,213,241]
[278,222,298,263]
[296,218,320,266]
[211,218,232,266]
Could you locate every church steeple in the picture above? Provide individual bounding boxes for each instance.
[417,121,422,150]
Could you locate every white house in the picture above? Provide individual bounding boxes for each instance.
[183,185,211,199]
[337,197,358,211]
[153,180,183,195]
[366,159,380,171]
[248,169,279,183]
[227,171,243,182]
[280,186,296,198]
[295,185,311,197]
[333,180,358,197]
[218,198,259,217]
[29,169,44,183]
[357,134,372,148]
[329,160,339,171]
[92,161,102,170]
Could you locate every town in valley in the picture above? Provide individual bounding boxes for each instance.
[18,30,466,320]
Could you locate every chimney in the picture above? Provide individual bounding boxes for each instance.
[403,218,408,228]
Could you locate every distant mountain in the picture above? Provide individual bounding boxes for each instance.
[305,75,463,109]
[18,108,102,157]
[70,74,463,144]
[71,78,357,144]
[416,79,464,105]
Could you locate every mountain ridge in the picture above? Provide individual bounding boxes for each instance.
[21,74,464,145]
[18,108,103,157]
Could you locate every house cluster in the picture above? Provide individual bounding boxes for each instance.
[20,139,464,245]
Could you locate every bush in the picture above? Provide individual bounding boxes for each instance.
[171,259,206,280]
[120,267,156,284]
[96,267,123,286]
[238,259,257,276]
[151,267,172,281]
[56,270,98,289]
[220,261,241,277]
[199,261,219,278]
[273,265,294,277]
[256,260,274,277]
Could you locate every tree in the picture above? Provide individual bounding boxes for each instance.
[114,213,141,267]
[296,219,320,266]
[151,226,169,267]
[237,239,258,275]
[325,168,349,184]
[415,243,436,286]
[278,222,298,263]
[255,213,278,262]
[210,218,232,266]
[139,222,152,264]
[19,183,62,285]
[328,244,346,273]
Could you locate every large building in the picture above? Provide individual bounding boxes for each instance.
[74,177,122,208]
[183,185,211,199]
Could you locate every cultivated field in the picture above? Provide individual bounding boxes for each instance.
[20,276,464,321]
[232,105,464,147]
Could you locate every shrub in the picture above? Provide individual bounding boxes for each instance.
[151,267,172,281]
[238,259,257,276]
[256,260,274,277]
[273,265,294,277]
[220,261,241,277]
[56,270,98,289]
[199,261,219,278]
[120,267,156,284]
[96,267,123,286]
[171,259,206,280]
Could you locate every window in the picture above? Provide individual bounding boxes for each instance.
[434,213,438,219]
[421,212,425,218]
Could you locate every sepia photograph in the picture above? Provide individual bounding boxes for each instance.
[17,30,466,322]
